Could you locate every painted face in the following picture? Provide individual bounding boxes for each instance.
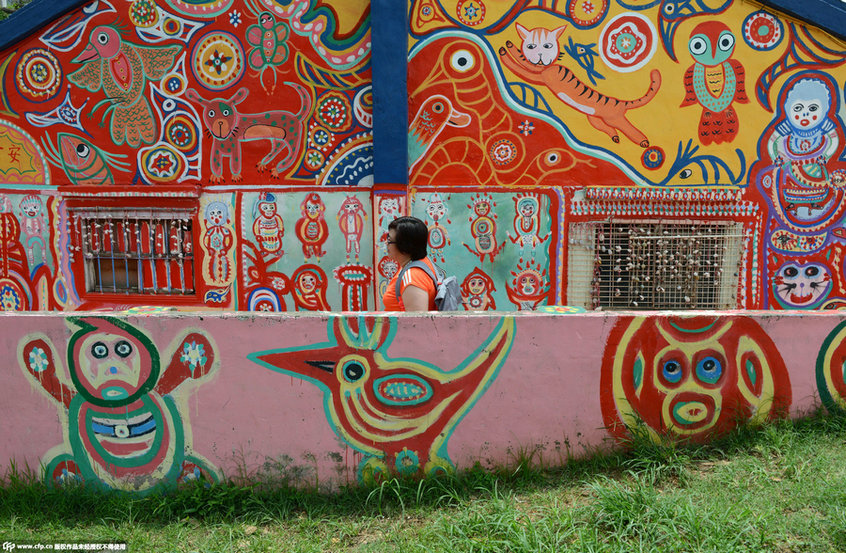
[206,208,223,225]
[600,317,792,444]
[784,78,831,132]
[468,276,486,295]
[342,199,361,214]
[519,201,536,217]
[299,272,317,293]
[426,201,445,220]
[69,320,156,406]
[306,200,320,217]
[773,262,831,307]
[259,12,274,28]
[259,202,277,218]
[20,198,41,217]
[474,201,491,216]
[519,273,539,294]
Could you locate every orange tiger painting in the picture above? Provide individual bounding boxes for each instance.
[499,23,661,147]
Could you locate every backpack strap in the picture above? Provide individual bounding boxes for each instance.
[394,260,439,302]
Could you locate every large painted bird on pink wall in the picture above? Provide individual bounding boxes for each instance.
[249,317,514,482]
[680,21,748,145]
[69,26,179,148]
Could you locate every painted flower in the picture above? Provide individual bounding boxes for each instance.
[205,49,232,76]
[29,347,48,373]
[229,9,242,27]
[518,120,534,136]
[181,341,207,370]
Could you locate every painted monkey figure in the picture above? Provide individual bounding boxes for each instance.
[252,192,284,254]
[18,317,220,491]
[681,21,748,145]
[202,201,234,286]
[337,195,366,262]
[294,192,329,260]
[249,317,515,483]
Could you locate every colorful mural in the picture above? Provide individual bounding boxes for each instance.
[0,0,844,311]
[248,316,515,482]
[18,316,220,492]
[600,315,792,443]
[2,311,846,488]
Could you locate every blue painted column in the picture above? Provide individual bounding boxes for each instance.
[371,0,409,187]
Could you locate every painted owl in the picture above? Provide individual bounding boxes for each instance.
[681,21,748,145]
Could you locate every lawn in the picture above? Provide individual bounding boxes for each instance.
[2,412,846,552]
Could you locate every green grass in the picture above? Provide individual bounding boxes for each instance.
[3,411,846,552]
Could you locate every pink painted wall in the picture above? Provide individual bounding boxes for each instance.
[1,311,842,490]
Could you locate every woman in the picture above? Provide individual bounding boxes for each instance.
[382,216,438,311]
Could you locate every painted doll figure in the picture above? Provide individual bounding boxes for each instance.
[766,77,842,222]
[252,192,284,254]
[18,195,46,266]
[461,267,496,311]
[507,194,549,260]
[202,201,233,285]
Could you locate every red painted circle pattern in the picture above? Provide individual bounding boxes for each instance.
[15,48,62,102]
[315,91,352,132]
[641,146,665,170]
[489,138,517,167]
[743,11,783,51]
[129,0,159,27]
[598,12,657,73]
[191,31,245,91]
[568,0,608,28]
[456,0,485,26]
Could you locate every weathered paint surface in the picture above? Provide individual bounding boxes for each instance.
[1,311,841,489]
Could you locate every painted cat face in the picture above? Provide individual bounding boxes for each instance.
[773,262,831,307]
[515,23,566,66]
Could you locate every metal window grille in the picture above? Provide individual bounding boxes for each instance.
[71,208,195,295]
[568,220,743,310]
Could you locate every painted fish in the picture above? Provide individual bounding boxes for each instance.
[42,132,130,185]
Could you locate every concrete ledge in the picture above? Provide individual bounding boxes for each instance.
[1,310,840,491]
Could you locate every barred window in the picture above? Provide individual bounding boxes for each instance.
[70,208,195,295]
[568,220,744,310]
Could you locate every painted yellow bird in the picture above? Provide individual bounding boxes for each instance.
[249,317,515,482]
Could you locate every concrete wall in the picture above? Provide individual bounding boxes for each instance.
[2,311,844,491]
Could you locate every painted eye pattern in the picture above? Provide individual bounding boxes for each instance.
[663,359,683,383]
[343,360,365,383]
[696,356,722,384]
[91,341,108,359]
[115,340,133,358]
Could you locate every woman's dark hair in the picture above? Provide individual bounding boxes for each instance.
[388,216,428,260]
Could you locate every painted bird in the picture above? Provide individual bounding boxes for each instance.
[249,317,515,482]
[68,25,179,148]
[408,94,471,171]
[681,21,748,145]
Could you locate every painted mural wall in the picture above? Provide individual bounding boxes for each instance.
[407,0,846,311]
[0,0,845,311]
[2,311,845,490]
[0,0,376,311]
